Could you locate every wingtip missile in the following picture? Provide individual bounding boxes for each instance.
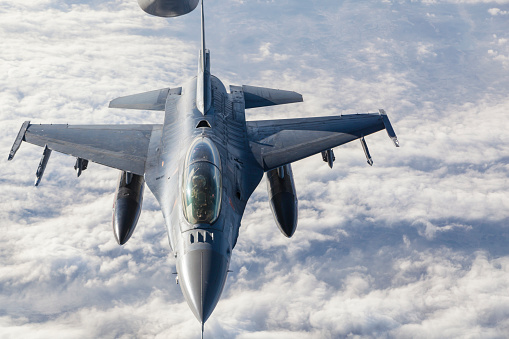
[379,109,400,147]
[8,121,30,161]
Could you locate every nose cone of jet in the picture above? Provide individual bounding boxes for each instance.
[178,249,228,323]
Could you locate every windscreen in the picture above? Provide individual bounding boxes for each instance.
[182,137,222,225]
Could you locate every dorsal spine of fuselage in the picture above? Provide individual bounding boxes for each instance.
[196,0,212,115]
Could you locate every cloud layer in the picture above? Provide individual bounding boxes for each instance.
[1,0,508,338]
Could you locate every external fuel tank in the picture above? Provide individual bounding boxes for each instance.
[266,164,298,238]
[112,172,145,245]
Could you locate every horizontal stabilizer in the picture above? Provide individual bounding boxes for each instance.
[109,87,181,111]
[240,85,303,109]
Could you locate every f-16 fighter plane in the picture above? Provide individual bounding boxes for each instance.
[8,0,399,336]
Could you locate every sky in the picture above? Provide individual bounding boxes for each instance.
[1,0,509,338]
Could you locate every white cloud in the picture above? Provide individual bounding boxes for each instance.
[440,0,509,3]
[488,7,509,15]
[243,42,289,63]
[1,0,509,338]
[416,42,438,59]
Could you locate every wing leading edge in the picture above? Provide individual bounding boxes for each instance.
[8,122,162,176]
[247,110,399,171]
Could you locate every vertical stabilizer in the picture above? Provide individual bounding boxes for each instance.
[196,0,211,114]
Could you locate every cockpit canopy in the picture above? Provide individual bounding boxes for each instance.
[182,137,222,225]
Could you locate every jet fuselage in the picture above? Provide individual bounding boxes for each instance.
[144,71,263,323]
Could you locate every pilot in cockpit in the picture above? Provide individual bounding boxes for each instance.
[183,137,222,226]
[192,174,208,220]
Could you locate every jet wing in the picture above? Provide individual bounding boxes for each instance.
[9,122,162,176]
[247,111,398,171]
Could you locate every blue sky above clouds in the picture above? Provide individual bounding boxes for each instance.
[1,0,509,338]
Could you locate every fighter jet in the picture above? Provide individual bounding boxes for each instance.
[8,0,399,336]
